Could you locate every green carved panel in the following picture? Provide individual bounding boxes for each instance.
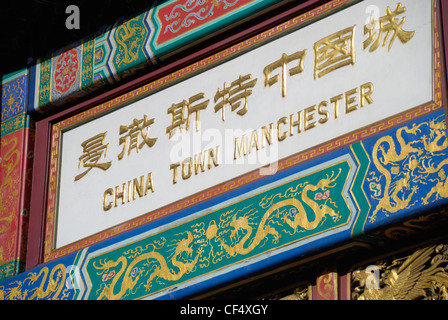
[85,160,353,299]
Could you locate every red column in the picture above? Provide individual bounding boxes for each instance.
[312,265,339,300]
[0,115,34,280]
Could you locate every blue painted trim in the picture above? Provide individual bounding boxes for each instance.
[27,64,36,114]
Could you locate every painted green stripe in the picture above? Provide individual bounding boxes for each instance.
[1,113,34,137]
[1,68,28,84]
[0,260,25,282]
[81,36,95,93]
[350,141,372,238]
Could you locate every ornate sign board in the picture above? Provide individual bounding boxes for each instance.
[45,0,436,261]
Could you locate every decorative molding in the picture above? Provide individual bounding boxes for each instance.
[27,0,290,113]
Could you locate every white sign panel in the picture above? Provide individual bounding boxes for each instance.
[54,0,433,248]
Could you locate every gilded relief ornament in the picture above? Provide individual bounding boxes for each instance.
[279,286,310,300]
[352,244,448,300]
[265,285,310,300]
[367,115,448,223]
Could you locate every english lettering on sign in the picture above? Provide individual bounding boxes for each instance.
[52,0,433,249]
[102,172,155,211]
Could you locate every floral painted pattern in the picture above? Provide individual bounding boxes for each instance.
[54,49,79,93]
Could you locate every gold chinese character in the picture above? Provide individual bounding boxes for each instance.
[214,74,257,121]
[314,26,356,79]
[118,115,157,160]
[363,3,414,52]
[166,93,209,138]
[263,50,307,97]
[75,132,112,181]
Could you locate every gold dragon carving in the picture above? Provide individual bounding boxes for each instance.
[115,17,145,68]
[93,169,342,299]
[283,170,341,231]
[369,124,423,222]
[352,244,448,300]
[0,264,68,300]
[219,170,341,257]
[369,116,448,223]
[25,264,67,300]
[94,231,202,300]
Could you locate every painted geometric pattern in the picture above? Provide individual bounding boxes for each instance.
[29,0,285,113]
[1,70,28,122]
[155,0,252,43]
[93,27,113,89]
[2,109,448,299]
[152,0,274,52]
